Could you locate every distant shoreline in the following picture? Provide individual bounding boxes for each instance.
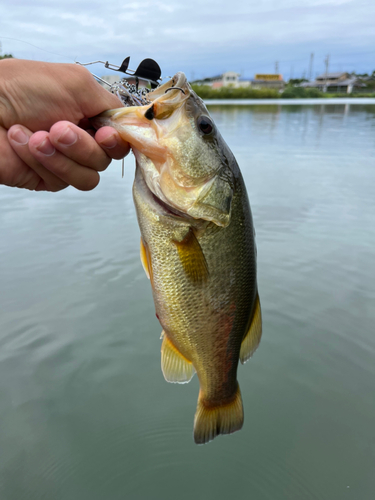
[204,98,375,105]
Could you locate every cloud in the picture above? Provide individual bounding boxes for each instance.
[1,0,374,79]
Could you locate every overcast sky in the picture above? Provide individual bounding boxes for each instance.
[1,0,374,81]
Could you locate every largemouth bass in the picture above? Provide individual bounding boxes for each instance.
[94,73,262,444]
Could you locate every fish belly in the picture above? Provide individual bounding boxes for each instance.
[133,166,257,402]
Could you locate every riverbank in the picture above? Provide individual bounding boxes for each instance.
[204,98,375,105]
[191,84,375,101]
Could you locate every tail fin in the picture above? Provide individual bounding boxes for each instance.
[193,384,244,445]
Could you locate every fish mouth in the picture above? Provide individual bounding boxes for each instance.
[92,72,189,130]
[93,72,233,228]
[92,72,197,205]
[92,72,190,165]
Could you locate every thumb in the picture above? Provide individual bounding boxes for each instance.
[75,66,124,118]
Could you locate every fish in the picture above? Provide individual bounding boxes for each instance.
[93,72,262,444]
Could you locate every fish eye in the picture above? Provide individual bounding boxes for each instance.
[197,116,214,135]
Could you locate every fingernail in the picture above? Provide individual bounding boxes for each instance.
[10,127,29,145]
[36,137,55,156]
[100,134,117,149]
[58,127,78,146]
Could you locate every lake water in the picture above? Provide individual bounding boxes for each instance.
[0,103,374,499]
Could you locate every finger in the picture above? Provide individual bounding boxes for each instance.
[48,121,111,172]
[2,126,41,190]
[6,125,68,191]
[95,127,131,160]
[28,131,100,191]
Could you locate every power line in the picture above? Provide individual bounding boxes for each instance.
[308,53,314,80]
[0,36,74,61]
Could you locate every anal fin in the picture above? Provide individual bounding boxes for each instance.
[240,292,262,364]
[161,333,196,384]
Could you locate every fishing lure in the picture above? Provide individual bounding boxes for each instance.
[77,56,163,175]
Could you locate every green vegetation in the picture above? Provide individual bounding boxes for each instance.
[191,83,375,100]
[0,54,13,60]
[191,85,279,99]
[353,70,375,79]
[325,92,375,98]
[281,86,323,98]
[288,78,308,85]
[359,80,375,92]
[192,69,375,100]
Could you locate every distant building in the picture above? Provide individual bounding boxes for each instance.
[192,72,241,88]
[237,77,251,88]
[251,74,285,90]
[191,71,287,90]
[301,72,365,93]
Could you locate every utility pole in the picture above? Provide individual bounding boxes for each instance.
[323,54,330,92]
[290,65,294,80]
[308,53,314,81]
[275,61,279,75]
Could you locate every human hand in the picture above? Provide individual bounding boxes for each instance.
[0,59,129,191]
[5,122,130,191]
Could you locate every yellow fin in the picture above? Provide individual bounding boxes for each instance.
[140,238,152,281]
[173,228,208,284]
[240,293,262,364]
[194,384,244,445]
[161,334,196,384]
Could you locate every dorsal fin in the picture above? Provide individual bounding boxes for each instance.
[240,293,262,364]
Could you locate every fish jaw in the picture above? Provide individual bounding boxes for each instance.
[92,107,168,165]
[93,72,234,227]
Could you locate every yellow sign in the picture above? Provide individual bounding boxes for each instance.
[255,74,282,81]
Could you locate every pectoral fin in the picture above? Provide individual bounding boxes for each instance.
[240,293,262,364]
[140,238,153,281]
[161,333,196,384]
[173,228,208,284]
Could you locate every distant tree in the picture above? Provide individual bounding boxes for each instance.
[281,86,323,98]
[288,78,308,85]
[0,54,14,60]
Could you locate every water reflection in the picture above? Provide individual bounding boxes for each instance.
[0,103,375,499]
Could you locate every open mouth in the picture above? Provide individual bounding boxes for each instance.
[141,167,190,220]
